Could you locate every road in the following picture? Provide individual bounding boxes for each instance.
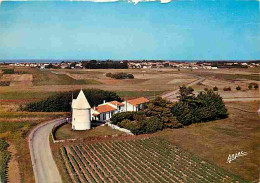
[162,75,205,101]
[29,118,65,183]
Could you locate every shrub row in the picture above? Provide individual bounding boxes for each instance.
[0,81,10,86]
[106,72,134,79]
[22,89,121,112]
[2,69,14,74]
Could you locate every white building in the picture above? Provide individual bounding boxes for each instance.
[71,90,149,129]
[91,101,125,121]
[123,97,149,112]
[71,90,91,130]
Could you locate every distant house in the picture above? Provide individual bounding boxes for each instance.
[123,97,149,112]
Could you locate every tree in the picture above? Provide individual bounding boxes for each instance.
[172,89,227,125]
[144,116,163,133]
[213,86,218,91]
[248,83,252,90]
[236,86,241,91]
[223,87,231,91]
[144,97,181,128]
[254,83,259,90]
[177,85,195,102]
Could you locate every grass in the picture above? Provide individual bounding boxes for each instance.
[186,70,260,81]
[213,73,260,81]
[32,69,88,85]
[0,112,67,183]
[0,91,57,100]
[55,123,125,140]
[116,90,165,99]
[155,101,259,181]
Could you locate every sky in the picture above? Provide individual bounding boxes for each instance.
[0,1,259,60]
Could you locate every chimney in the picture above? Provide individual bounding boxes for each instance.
[103,100,106,104]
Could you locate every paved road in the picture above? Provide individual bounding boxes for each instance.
[29,119,65,183]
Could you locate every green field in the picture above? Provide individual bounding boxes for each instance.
[116,90,164,98]
[0,111,67,183]
[59,137,246,183]
[32,70,99,86]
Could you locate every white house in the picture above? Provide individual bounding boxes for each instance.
[71,90,149,129]
[71,90,91,130]
[123,97,149,112]
[91,101,125,121]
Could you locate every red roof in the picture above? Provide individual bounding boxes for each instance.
[95,104,117,113]
[109,101,124,106]
[127,97,149,107]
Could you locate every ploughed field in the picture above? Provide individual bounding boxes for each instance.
[60,137,245,183]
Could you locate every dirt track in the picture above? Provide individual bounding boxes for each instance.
[161,75,205,100]
[162,75,260,102]
[29,119,65,183]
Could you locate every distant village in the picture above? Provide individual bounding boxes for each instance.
[1,60,260,70]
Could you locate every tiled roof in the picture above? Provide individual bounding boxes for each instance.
[109,101,124,106]
[126,97,149,107]
[95,104,117,114]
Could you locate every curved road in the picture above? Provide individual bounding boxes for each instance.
[29,118,65,183]
[162,75,205,101]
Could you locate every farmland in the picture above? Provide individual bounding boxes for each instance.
[0,65,259,183]
[59,137,246,183]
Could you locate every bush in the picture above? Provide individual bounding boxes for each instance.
[22,89,121,112]
[248,83,252,90]
[0,139,9,152]
[2,69,14,74]
[106,72,134,79]
[144,116,163,133]
[0,81,10,86]
[223,87,231,91]
[110,112,136,125]
[213,86,218,91]
[118,117,163,135]
[236,86,241,91]
[204,88,208,91]
[249,83,259,90]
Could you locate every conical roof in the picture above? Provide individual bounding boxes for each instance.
[72,90,91,109]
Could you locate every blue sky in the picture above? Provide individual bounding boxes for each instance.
[0,1,259,60]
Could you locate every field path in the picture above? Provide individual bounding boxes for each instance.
[162,75,205,101]
[162,75,260,102]
[29,118,65,183]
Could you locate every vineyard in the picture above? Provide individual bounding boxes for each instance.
[60,137,246,183]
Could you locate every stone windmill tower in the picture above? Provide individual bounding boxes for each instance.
[71,90,91,130]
